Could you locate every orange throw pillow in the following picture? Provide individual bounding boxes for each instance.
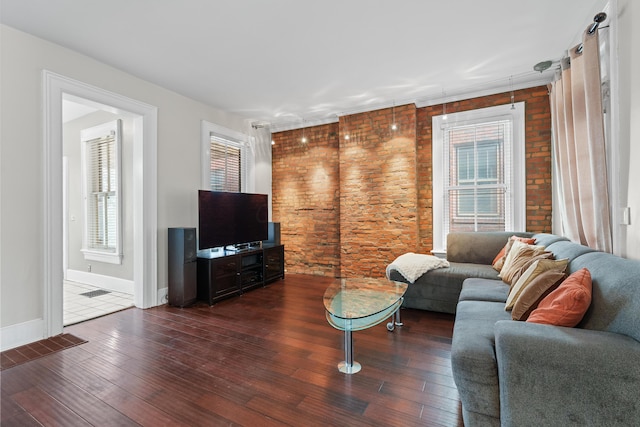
[527,268,592,327]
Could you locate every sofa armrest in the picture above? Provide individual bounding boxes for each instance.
[495,321,640,427]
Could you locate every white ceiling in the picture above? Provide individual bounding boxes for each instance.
[1,0,605,130]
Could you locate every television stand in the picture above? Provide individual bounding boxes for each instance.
[196,244,284,305]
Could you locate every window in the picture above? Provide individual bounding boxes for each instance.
[201,121,254,193]
[209,137,242,192]
[81,119,122,264]
[432,103,525,253]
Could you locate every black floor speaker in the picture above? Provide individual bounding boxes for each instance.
[168,227,197,307]
[266,222,281,245]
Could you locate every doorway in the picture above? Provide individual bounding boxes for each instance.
[43,70,158,337]
[62,97,135,325]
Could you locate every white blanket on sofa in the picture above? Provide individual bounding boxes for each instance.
[385,252,450,283]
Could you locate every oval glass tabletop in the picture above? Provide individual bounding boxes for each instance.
[323,278,408,332]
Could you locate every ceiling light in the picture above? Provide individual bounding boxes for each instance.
[342,113,350,140]
[391,101,397,131]
[301,119,307,143]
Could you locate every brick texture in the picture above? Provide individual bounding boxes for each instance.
[271,123,341,276]
[339,104,418,277]
[272,86,552,278]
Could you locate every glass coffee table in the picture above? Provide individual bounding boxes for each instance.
[323,277,408,374]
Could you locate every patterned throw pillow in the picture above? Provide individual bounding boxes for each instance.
[511,270,566,320]
[504,258,567,309]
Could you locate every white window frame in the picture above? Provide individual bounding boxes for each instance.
[80,119,123,264]
[201,120,254,193]
[432,102,526,255]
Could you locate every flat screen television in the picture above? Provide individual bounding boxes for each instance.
[198,190,269,250]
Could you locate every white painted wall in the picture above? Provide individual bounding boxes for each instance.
[619,0,640,259]
[0,25,269,343]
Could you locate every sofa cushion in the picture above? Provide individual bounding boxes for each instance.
[451,300,512,421]
[568,252,640,341]
[545,240,596,262]
[459,278,510,303]
[511,270,566,320]
[394,262,501,313]
[527,268,592,327]
[447,231,533,265]
[531,233,570,247]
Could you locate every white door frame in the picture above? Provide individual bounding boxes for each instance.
[43,70,158,337]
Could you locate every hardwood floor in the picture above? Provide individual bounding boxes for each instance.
[1,274,463,426]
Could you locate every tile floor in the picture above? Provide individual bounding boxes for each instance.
[1,333,87,370]
[63,280,134,326]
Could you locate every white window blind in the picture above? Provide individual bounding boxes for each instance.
[209,136,242,192]
[81,119,122,264]
[444,120,511,233]
[201,120,254,193]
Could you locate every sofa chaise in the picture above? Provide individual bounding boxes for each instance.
[388,232,640,426]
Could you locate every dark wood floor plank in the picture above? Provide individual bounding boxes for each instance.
[246,395,331,427]
[0,411,43,427]
[10,387,92,427]
[95,384,186,426]
[2,273,463,426]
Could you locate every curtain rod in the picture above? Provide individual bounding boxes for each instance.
[576,12,607,54]
[588,12,607,35]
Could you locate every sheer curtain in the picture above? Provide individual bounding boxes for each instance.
[549,27,612,252]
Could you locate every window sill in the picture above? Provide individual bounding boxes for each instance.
[81,249,122,265]
[430,249,447,259]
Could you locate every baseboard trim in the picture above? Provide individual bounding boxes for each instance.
[1,318,44,352]
[66,270,134,295]
[157,287,168,306]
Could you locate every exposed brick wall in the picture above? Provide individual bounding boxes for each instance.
[271,123,341,276]
[339,104,418,277]
[272,86,552,277]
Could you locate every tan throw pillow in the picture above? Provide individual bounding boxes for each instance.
[502,251,554,286]
[505,257,569,309]
[499,241,547,285]
[492,236,537,272]
[499,240,543,277]
[511,270,566,320]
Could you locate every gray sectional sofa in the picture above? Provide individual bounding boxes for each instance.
[388,232,640,426]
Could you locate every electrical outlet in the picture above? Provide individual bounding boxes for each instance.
[622,207,631,225]
[87,264,92,272]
